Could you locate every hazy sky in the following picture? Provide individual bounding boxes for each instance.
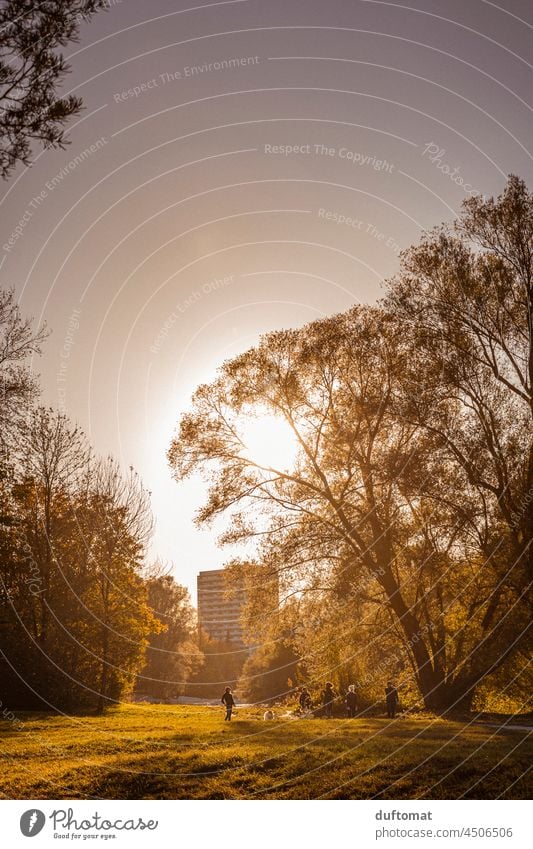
[2,0,532,602]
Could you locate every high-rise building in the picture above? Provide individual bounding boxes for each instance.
[197,569,246,645]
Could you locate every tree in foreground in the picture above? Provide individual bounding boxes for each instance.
[386,175,533,590]
[0,288,170,713]
[169,176,532,713]
[0,410,159,711]
[0,1,105,178]
[384,175,533,711]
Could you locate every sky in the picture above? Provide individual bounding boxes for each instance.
[2,0,532,603]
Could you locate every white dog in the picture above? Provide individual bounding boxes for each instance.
[263,709,275,720]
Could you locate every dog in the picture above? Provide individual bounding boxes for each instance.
[263,709,275,720]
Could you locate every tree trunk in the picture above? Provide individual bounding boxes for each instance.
[96,622,109,714]
[522,440,533,585]
[379,570,446,710]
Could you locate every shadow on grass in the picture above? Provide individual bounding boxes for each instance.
[2,709,532,800]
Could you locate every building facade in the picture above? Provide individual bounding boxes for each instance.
[197,569,246,645]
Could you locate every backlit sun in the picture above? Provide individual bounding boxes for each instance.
[239,411,300,471]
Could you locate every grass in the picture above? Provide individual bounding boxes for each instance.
[0,704,531,799]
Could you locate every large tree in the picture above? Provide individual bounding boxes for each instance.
[167,310,461,709]
[386,175,533,575]
[385,176,533,683]
[0,289,163,713]
[169,180,532,711]
[0,411,159,711]
[0,0,105,178]
[88,457,156,712]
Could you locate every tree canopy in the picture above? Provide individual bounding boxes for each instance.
[169,176,533,713]
[0,1,105,178]
[0,292,201,712]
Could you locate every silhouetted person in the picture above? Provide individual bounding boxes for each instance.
[385,681,399,718]
[221,686,235,721]
[299,687,312,713]
[345,684,358,718]
[322,682,337,718]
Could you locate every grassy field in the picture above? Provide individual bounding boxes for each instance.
[0,704,531,799]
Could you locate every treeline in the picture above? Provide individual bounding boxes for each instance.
[184,633,247,699]
[0,291,201,711]
[171,177,533,714]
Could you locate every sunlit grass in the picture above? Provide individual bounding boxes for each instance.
[0,705,531,799]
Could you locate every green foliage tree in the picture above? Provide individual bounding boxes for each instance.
[0,1,105,178]
[0,407,159,711]
[137,571,203,701]
[89,457,155,713]
[0,290,188,713]
[186,631,247,700]
[238,637,301,704]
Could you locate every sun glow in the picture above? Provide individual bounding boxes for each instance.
[239,411,300,471]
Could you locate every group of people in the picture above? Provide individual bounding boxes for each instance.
[220,679,400,721]
[299,680,399,718]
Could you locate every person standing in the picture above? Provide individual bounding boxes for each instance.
[385,681,399,718]
[322,682,337,718]
[299,687,312,713]
[345,684,358,718]
[221,686,236,721]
